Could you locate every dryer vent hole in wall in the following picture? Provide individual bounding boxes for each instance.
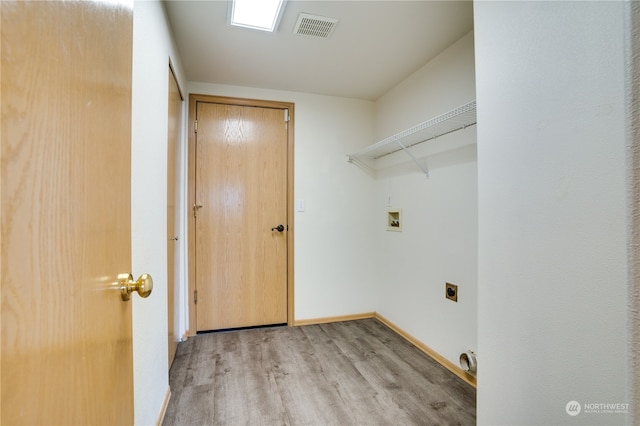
[446,283,458,302]
[459,350,477,374]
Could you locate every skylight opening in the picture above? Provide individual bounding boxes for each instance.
[229,0,286,32]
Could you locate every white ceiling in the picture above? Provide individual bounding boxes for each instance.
[164,1,474,101]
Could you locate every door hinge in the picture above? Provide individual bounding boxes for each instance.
[284,109,290,122]
[194,290,198,304]
[193,203,203,218]
[194,120,198,133]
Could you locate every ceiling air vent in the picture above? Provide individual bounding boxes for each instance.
[293,13,338,39]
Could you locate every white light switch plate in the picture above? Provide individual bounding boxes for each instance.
[296,199,305,212]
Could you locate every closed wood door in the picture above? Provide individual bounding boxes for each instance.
[167,67,182,367]
[195,101,288,331]
[1,1,135,424]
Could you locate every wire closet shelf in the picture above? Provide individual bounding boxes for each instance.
[347,100,477,174]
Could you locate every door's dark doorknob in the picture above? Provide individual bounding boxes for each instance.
[271,224,285,232]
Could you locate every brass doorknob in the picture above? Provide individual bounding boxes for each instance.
[119,273,153,301]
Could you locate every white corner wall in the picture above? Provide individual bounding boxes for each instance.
[475,2,629,425]
[132,1,187,424]
[375,32,476,139]
[373,32,478,369]
[187,82,379,321]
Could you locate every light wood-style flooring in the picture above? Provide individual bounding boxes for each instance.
[163,318,476,425]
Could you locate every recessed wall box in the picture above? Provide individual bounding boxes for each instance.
[446,282,458,302]
[387,208,402,232]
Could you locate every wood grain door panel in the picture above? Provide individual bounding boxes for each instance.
[1,1,134,424]
[195,103,288,331]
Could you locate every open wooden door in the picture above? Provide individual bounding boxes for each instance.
[167,66,182,368]
[1,2,138,423]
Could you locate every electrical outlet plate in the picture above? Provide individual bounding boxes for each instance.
[446,282,458,302]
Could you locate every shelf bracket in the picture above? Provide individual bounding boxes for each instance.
[395,140,429,178]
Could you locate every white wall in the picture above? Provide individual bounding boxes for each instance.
[132,1,187,424]
[372,32,478,369]
[627,2,640,422]
[375,32,476,139]
[475,2,629,425]
[187,82,379,321]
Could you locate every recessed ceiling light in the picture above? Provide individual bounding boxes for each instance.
[229,0,287,32]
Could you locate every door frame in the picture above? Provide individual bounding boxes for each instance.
[167,62,184,366]
[187,94,295,335]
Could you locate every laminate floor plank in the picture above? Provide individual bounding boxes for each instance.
[210,332,251,424]
[212,328,288,425]
[300,325,376,398]
[163,319,476,426]
[314,322,419,424]
[298,325,399,425]
[239,328,290,425]
[378,322,476,421]
[328,327,440,424]
[345,320,475,423]
[268,326,357,425]
[165,384,216,425]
